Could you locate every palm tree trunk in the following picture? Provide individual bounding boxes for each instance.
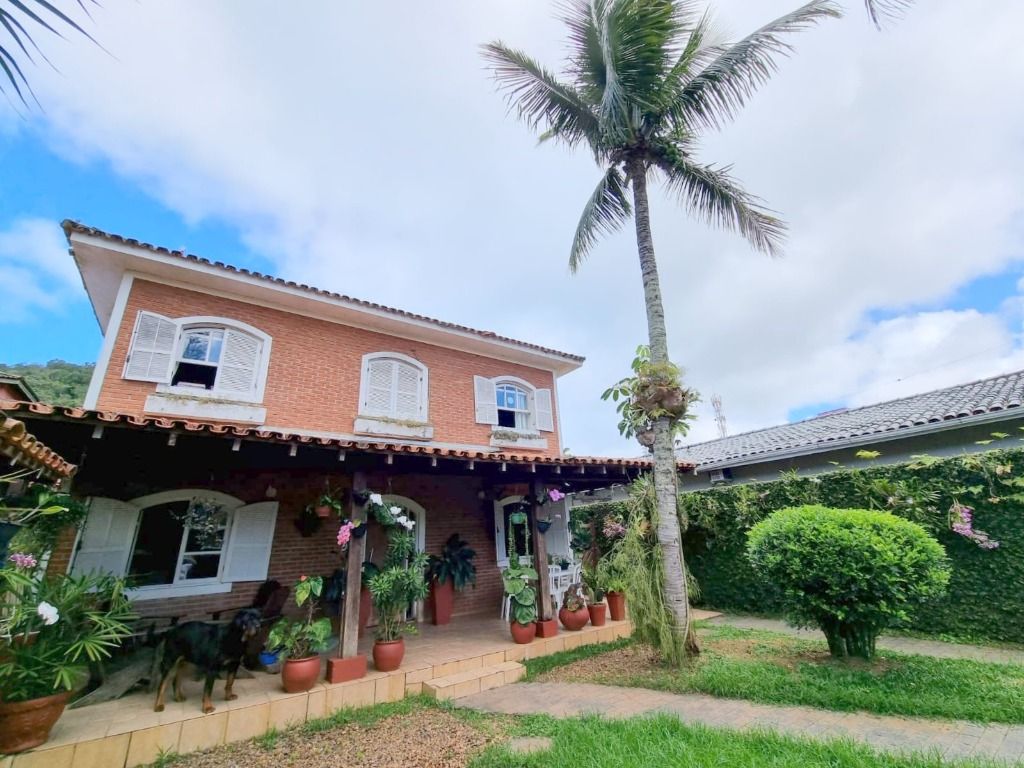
[626,158,698,660]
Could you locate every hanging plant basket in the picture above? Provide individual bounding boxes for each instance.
[536,519,552,534]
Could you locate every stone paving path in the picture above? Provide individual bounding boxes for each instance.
[707,614,1024,666]
[457,682,1024,764]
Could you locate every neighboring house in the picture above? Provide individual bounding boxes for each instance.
[0,372,38,402]
[3,221,672,624]
[678,371,1024,490]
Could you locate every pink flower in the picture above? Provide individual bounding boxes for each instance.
[8,553,37,569]
[336,521,354,547]
[547,489,566,503]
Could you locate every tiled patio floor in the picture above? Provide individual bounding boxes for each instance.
[3,616,633,768]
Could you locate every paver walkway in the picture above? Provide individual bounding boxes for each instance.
[708,614,1024,665]
[458,682,1024,764]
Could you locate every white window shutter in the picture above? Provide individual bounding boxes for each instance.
[363,358,395,416]
[474,376,498,425]
[394,362,421,420]
[545,500,570,556]
[222,502,278,583]
[535,388,554,432]
[71,498,140,577]
[124,312,177,383]
[218,329,261,397]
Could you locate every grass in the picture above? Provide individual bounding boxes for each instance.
[469,714,1004,768]
[527,625,1024,724]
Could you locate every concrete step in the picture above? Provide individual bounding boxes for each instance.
[424,661,526,700]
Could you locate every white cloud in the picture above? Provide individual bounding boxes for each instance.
[6,0,1024,454]
[0,218,81,320]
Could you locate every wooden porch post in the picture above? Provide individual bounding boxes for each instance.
[530,478,554,626]
[341,470,367,657]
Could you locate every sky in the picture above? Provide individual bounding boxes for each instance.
[2,0,1023,457]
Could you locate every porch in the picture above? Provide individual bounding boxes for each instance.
[7,616,634,768]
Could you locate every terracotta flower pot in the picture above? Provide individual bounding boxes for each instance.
[588,603,607,627]
[373,638,405,671]
[0,690,70,754]
[510,621,535,644]
[281,656,321,693]
[559,606,590,631]
[431,578,454,626]
[358,586,372,638]
[314,505,332,518]
[607,591,627,621]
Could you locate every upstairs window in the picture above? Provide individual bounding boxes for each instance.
[474,376,555,433]
[123,311,271,403]
[359,352,428,422]
[496,382,530,430]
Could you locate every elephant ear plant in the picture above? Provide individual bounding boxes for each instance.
[427,534,477,590]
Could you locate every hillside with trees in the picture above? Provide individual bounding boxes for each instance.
[0,360,93,406]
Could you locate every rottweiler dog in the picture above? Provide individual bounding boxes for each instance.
[154,608,263,714]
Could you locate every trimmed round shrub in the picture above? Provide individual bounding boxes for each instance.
[747,505,950,659]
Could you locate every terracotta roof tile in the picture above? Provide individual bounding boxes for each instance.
[0,410,77,480]
[63,221,585,365]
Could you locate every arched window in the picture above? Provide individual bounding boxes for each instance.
[473,375,555,433]
[495,381,531,430]
[123,312,271,403]
[358,352,428,422]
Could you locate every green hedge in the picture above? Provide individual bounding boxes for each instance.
[578,447,1024,644]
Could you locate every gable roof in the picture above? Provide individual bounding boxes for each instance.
[63,221,585,375]
[0,373,38,402]
[678,370,1024,470]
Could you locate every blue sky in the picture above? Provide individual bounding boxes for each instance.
[3,0,1024,456]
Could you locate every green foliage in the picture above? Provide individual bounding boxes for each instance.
[560,583,585,612]
[368,527,429,642]
[747,506,950,659]
[427,533,477,591]
[680,446,1024,644]
[0,571,136,702]
[502,562,539,626]
[267,575,333,660]
[0,361,93,406]
[3,483,89,558]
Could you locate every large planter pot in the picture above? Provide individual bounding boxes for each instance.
[358,586,372,638]
[431,578,454,626]
[0,521,22,563]
[0,690,71,754]
[510,621,535,644]
[281,656,321,693]
[588,603,607,627]
[559,606,590,631]
[373,638,405,672]
[607,591,627,621]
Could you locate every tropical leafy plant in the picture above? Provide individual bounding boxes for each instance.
[0,568,135,702]
[266,575,332,660]
[602,345,698,445]
[2,482,89,559]
[427,533,477,591]
[483,0,840,662]
[502,562,539,626]
[367,526,428,642]
[747,505,950,659]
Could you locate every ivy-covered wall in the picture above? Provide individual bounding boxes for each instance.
[575,447,1024,643]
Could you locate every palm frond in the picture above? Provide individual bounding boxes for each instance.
[481,40,600,149]
[670,0,842,132]
[653,149,786,257]
[864,0,913,28]
[569,165,633,272]
[0,0,101,106]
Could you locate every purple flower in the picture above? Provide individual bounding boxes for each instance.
[547,489,566,503]
[8,553,37,569]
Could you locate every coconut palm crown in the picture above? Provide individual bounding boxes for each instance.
[484,0,840,661]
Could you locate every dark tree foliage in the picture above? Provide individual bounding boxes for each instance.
[1,359,93,405]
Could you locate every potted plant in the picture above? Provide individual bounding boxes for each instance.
[582,563,607,627]
[503,561,539,643]
[426,533,476,626]
[0,565,135,754]
[309,484,343,519]
[367,509,428,671]
[359,561,379,637]
[558,583,590,631]
[597,554,628,621]
[266,575,333,693]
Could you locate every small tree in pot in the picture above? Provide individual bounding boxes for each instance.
[266,575,333,693]
[581,563,607,627]
[426,534,476,625]
[558,583,590,631]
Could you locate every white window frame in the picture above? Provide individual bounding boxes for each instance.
[493,376,537,434]
[493,496,571,568]
[357,352,429,422]
[123,313,272,404]
[125,490,245,600]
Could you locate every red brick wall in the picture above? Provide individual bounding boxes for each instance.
[52,469,518,623]
[96,280,562,456]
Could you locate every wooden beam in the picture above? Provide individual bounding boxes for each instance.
[530,478,553,622]
[340,470,368,658]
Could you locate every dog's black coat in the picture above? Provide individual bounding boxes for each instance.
[154,608,262,713]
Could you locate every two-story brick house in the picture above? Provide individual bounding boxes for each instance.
[4,221,659,635]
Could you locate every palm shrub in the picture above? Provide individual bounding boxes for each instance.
[427,533,477,590]
[747,505,950,659]
[368,527,428,642]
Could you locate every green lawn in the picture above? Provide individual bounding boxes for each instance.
[472,715,1002,768]
[526,625,1024,724]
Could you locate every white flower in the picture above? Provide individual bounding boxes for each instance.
[389,505,403,516]
[402,518,415,530]
[369,493,383,506]
[36,601,59,626]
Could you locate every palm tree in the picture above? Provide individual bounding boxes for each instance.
[863,0,912,27]
[483,0,840,659]
[1,0,100,106]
